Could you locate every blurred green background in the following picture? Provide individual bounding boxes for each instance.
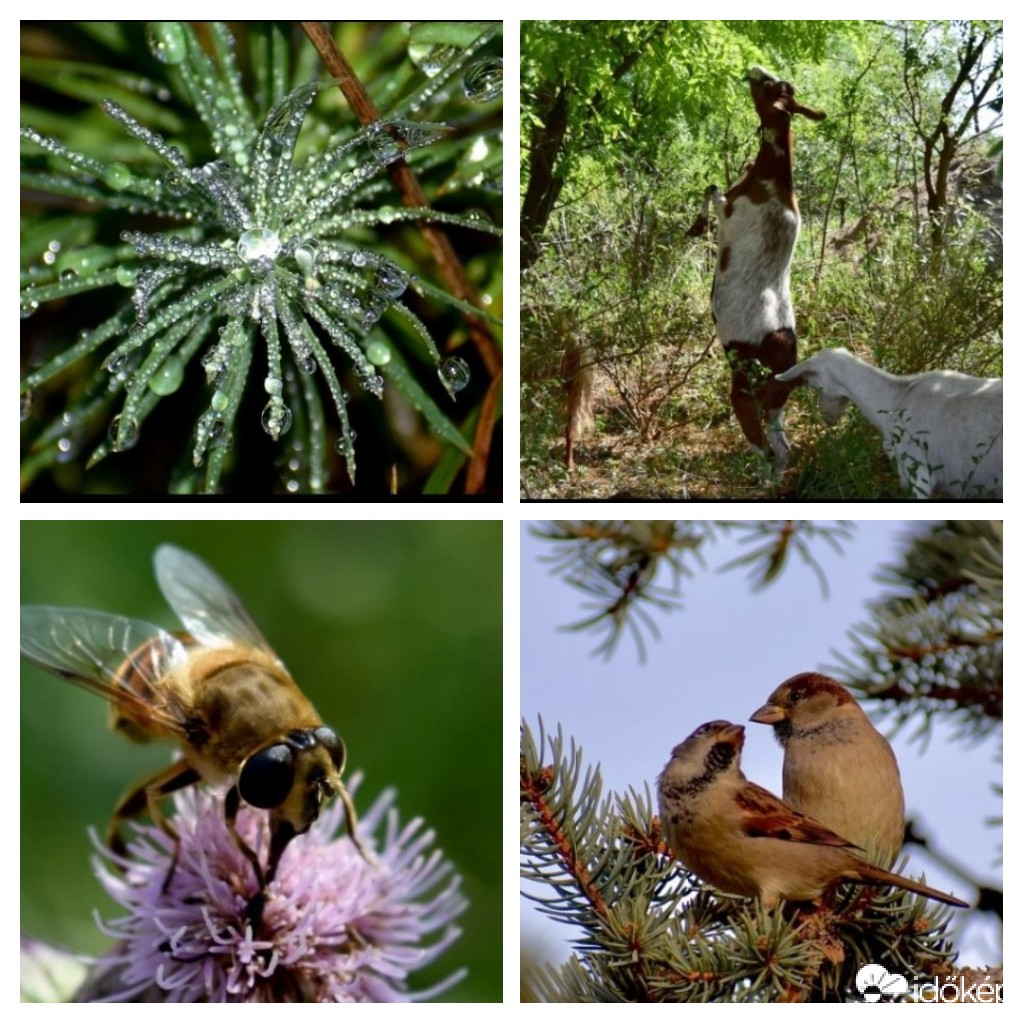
[20,520,501,1001]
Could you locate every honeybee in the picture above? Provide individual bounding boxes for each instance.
[20,544,367,922]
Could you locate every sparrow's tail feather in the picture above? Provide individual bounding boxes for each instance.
[856,864,969,909]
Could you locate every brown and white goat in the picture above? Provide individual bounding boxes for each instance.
[693,67,825,465]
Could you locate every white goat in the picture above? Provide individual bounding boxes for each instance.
[777,347,1003,498]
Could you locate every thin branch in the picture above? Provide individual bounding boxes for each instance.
[520,759,609,918]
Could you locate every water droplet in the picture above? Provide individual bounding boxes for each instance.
[56,436,76,462]
[20,391,32,421]
[298,355,317,375]
[376,265,408,299]
[408,42,460,78]
[461,207,492,227]
[293,241,319,276]
[20,299,39,319]
[115,265,137,287]
[264,375,283,397]
[201,350,225,385]
[104,162,133,191]
[109,413,140,451]
[211,390,229,413]
[237,227,281,265]
[366,125,403,165]
[104,353,128,374]
[463,57,503,102]
[367,340,391,366]
[441,356,471,392]
[468,136,490,162]
[350,251,369,268]
[59,268,77,282]
[147,22,188,65]
[148,354,184,396]
[389,119,451,149]
[261,400,292,439]
[286,478,300,493]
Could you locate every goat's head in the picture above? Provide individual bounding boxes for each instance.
[776,358,849,425]
[748,67,826,125]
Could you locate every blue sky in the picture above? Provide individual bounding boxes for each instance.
[520,520,1001,971]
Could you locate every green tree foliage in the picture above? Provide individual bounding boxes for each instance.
[521,21,1002,500]
[521,21,854,267]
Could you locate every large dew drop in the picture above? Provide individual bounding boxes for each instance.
[237,228,282,265]
[440,356,471,393]
[463,58,503,102]
[148,354,185,396]
[109,413,140,451]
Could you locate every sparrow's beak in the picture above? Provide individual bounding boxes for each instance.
[716,722,746,746]
[750,702,785,725]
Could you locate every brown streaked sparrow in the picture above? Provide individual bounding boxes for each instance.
[750,673,905,869]
[656,720,967,909]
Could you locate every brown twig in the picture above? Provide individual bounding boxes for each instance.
[520,759,609,919]
[301,22,501,494]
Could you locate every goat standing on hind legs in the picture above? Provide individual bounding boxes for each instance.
[690,67,825,467]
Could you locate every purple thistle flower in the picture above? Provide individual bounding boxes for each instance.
[81,778,467,1002]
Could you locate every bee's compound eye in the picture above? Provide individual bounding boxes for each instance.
[314,725,345,770]
[239,743,295,809]
[285,728,316,750]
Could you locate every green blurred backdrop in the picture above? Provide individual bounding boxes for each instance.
[20,520,501,1001]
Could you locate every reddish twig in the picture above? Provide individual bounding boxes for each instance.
[520,759,608,918]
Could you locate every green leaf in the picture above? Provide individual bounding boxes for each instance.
[409,22,496,48]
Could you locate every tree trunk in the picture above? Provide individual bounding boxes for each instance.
[520,83,569,271]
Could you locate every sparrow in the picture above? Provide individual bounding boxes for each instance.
[750,673,905,869]
[656,720,967,910]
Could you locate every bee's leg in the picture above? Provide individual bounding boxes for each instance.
[223,789,298,931]
[108,762,201,887]
[223,785,266,892]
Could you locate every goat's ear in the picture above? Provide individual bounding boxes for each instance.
[775,365,805,383]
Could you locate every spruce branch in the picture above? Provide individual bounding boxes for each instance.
[829,521,1002,743]
[531,521,853,662]
[521,719,963,1002]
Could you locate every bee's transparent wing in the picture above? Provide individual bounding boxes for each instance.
[154,544,279,659]
[19,606,189,735]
